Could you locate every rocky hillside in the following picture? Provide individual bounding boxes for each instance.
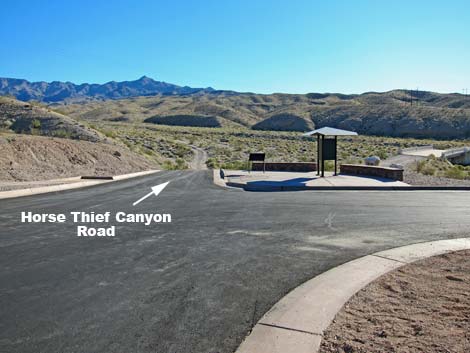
[0,96,106,142]
[0,134,157,181]
[61,90,470,139]
[0,76,214,103]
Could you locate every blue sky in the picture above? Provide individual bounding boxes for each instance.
[1,0,469,94]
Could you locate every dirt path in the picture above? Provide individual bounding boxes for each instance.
[320,250,470,353]
[381,153,425,167]
[189,145,208,170]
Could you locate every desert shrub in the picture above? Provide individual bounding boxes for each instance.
[162,160,177,170]
[206,158,219,169]
[221,160,249,170]
[31,119,41,129]
[376,149,388,160]
[53,129,72,138]
[175,158,188,169]
[324,160,336,171]
[142,148,154,156]
[416,160,426,173]
[103,129,116,138]
[420,164,436,176]
[445,166,467,180]
[162,158,187,170]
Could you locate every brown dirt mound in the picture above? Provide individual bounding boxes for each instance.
[320,249,470,353]
[0,134,158,182]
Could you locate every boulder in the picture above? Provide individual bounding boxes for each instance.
[364,156,381,166]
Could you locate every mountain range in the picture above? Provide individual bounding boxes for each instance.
[0,76,215,103]
[2,76,470,139]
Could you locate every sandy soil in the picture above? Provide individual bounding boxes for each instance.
[320,250,470,353]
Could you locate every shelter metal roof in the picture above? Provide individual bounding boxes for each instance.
[303,127,358,137]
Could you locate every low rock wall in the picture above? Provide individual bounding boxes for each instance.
[340,164,404,181]
[251,162,317,172]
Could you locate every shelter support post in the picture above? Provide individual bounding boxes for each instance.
[316,137,320,176]
[321,135,325,177]
[334,136,337,176]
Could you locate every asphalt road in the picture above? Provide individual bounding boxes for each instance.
[1,170,470,353]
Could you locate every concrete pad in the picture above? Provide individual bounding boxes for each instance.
[258,255,402,335]
[374,238,470,263]
[224,170,408,189]
[316,174,408,187]
[236,324,321,353]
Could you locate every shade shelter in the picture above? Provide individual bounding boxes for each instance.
[303,127,358,177]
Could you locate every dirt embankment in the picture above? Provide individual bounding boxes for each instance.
[0,96,106,142]
[0,134,158,182]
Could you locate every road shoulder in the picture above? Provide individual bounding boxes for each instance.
[0,170,160,200]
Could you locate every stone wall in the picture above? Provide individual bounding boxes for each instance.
[251,162,317,172]
[340,164,404,181]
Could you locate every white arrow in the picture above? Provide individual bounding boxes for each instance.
[132,181,170,206]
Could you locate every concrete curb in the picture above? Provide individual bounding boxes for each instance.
[226,182,470,192]
[212,169,228,189]
[0,170,159,200]
[236,237,470,353]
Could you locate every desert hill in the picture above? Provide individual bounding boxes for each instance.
[0,96,106,142]
[0,134,157,182]
[61,89,470,139]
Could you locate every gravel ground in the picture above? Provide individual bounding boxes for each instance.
[404,170,470,186]
[320,250,470,353]
[383,154,470,186]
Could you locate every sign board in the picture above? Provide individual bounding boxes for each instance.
[322,139,337,160]
[249,153,265,162]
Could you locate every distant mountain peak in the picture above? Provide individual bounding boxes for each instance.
[0,76,214,103]
[136,75,152,82]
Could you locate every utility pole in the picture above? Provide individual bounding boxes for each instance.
[410,89,413,106]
